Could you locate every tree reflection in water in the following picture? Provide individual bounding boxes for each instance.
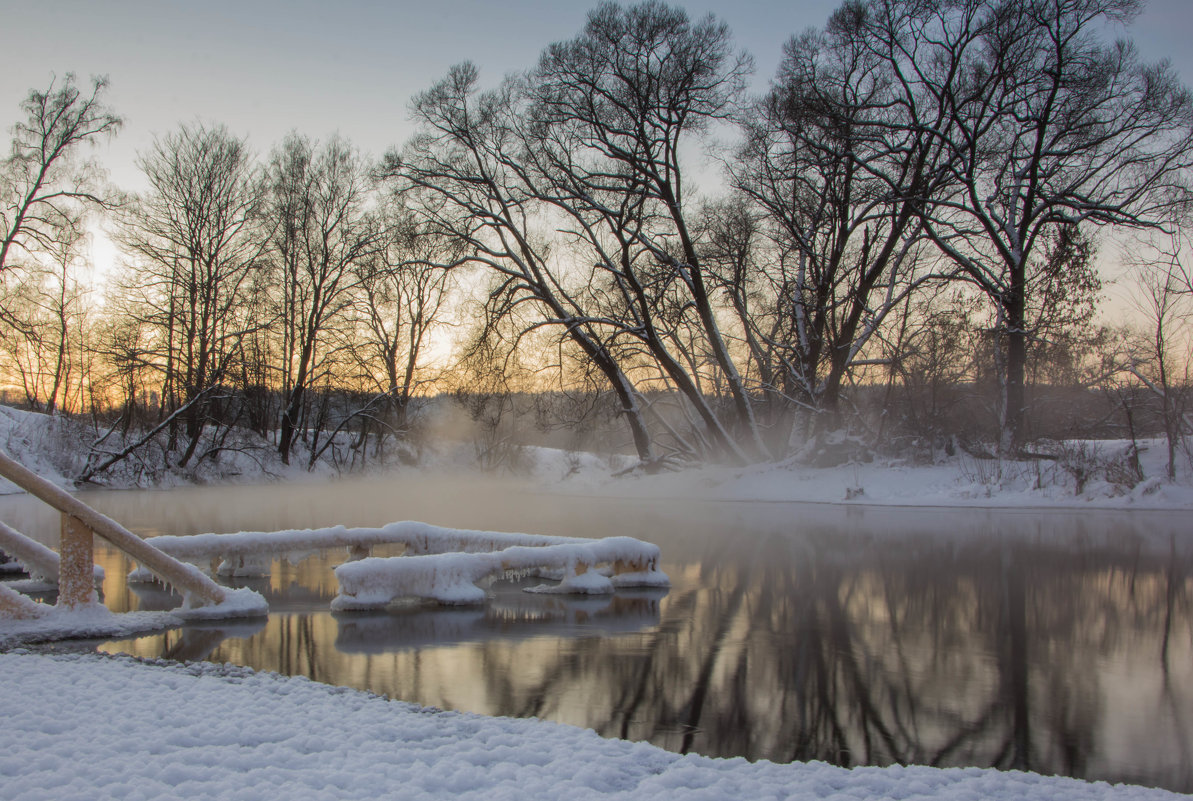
[79,500,1191,793]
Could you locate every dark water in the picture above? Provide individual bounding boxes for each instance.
[2,476,1190,792]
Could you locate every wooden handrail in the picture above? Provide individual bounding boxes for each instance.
[0,583,51,619]
[0,520,63,582]
[0,449,226,607]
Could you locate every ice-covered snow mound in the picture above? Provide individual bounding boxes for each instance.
[0,652,1180,801]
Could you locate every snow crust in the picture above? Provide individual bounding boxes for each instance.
[131,520,594,579]
[332,533,665,608]
[0,651,1181,801]
[0,587,268,646]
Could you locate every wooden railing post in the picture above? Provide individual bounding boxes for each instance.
[0,449,227,607]
[58,513,96,608]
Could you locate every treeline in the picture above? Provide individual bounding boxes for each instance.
[2,106,454,474]
[2,0,1192,478]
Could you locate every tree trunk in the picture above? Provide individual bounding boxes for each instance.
[1002,269,1028,454]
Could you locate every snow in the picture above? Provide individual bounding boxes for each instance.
[570,439,1193,511]
[131,520,603,579]
[332,535,666,609]
[116,520,667,606]
[0,588,268,647]
[0,406,79,493]
[1,404,1190,798]
[0,651,1183,801]
[3,402,1190,512]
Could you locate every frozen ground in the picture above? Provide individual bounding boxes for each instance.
[0,650,1186,801]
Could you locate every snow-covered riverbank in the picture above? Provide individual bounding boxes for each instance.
[3,404,1192,511]
[0,651,1184,801]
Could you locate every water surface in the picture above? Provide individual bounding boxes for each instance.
[2,476,1189,792]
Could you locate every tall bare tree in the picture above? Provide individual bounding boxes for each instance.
[731,15,941,432]
[0,224,91,413]
[266,133,384,464]
[852,0,1193,450]
[117,123,267,466]
[1,74,121,280]
[1126,228,1193,480]
[387,63,661,467]
[526,0,765,457]
[345,202,454,441]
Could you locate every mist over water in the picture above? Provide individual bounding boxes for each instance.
[2,476,1190,793]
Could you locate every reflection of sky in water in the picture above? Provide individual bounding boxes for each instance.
[2,477,1190,793]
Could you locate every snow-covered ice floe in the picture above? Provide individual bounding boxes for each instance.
[0,651,1181,801]
[128,521,668,608]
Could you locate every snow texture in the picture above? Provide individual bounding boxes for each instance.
[130,520,600,579]
[332,535,666,609]
[0,651,1181,801]
[0,588,268,647]
[119,520,666,607]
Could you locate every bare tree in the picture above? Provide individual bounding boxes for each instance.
[730,15,942,435]
[1126,228,1193,480]
[345,202,454,443]
[117,123,267,467]
[1,74,121,281]
[266,133,384,465]
[525,0,765,458]
[852,0,1193,451]
[385,63,661,467]
[0,223,91,413]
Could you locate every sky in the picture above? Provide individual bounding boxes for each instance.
[3,0,1193,307]
[5,0,1191,191]
[2,0,839,192]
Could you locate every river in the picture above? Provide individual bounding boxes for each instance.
[2,475,1190,792]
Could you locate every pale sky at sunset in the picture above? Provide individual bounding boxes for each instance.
[6,0,1193,195]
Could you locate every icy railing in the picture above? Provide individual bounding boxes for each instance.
[0,520,104,586]
[126,521,669,608]
[0,449,264,620]
[129,521,588,579]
